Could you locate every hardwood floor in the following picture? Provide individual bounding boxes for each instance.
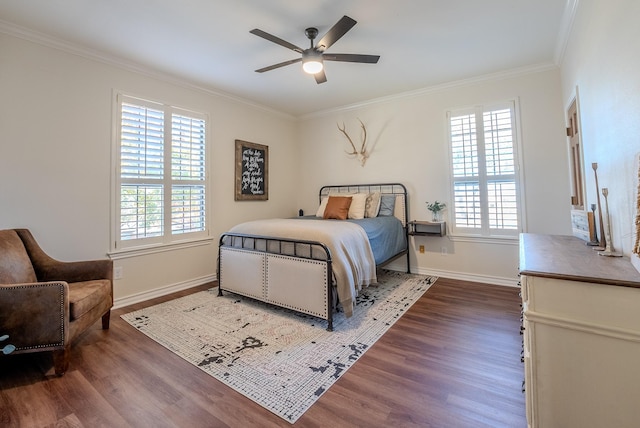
[0,277,526,427]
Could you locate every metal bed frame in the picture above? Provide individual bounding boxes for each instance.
[217,183,409,331]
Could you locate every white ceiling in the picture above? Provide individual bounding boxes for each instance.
[0,0,572,117]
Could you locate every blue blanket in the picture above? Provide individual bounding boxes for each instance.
[297,216,406,265]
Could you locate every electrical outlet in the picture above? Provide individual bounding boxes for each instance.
[114,266,123,280]
[441,247,448,256]
[419,245,425,253]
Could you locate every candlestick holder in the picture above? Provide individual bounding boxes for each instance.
[598,188,622,257]
[587,203,600,246]
[592,163,606,251]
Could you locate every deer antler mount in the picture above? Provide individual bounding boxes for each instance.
[337,119,369,167]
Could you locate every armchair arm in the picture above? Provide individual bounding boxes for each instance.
[14,229,113,283]
[0,281,69,352]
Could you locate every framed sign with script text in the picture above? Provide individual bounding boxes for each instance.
[235,140,268,201]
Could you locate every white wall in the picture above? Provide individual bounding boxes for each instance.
[0,33,298,304]
[296,68,571,284]
[560,0,640,270]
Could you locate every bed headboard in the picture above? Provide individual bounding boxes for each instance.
[319,183,409,227]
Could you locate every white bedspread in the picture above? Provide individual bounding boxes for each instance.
[228,218,377,317]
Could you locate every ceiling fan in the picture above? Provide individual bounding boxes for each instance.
[250,15,380,84]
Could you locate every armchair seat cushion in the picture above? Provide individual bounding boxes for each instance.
[68,279,111,321]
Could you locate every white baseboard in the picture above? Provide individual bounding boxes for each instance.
[114,264,520,311]
[113,274,217,310]
[416,267,519,287]
[384,261,519,287]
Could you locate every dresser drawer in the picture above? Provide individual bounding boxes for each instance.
[524,275,640,335]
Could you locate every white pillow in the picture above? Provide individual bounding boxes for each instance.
[348,193,368,219]
[316,196,329,217]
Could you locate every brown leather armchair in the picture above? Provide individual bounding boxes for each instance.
[0,229,113,375]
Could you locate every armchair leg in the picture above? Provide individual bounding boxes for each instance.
[53,346,70,376]
[102,310,111,330]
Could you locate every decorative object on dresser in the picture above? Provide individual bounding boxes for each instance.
[337,119,370,166]
[519,233,640,427]
[587,203,600,246]
[570,209,595,243]
[598,187,622,257]
[121,269,436,424]
[235,140,268,201]
[591,162,606,250]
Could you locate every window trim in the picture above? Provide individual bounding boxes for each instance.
[108,236,214,259]
[445,99,526,240]
[110,92,211,254]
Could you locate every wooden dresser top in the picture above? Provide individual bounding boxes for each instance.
[519,233,640,288]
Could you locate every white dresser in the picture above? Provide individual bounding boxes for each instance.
[519,234,640,428]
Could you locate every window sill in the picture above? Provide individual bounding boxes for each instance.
[447,234,519,246]
[108,236,215,260]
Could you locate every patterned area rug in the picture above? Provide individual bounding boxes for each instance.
[121,269,436,423]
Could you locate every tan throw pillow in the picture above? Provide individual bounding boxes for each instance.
[394,194,405,221]
[365,192,382,218]
[323,196,352,220]
[348,193,368,219]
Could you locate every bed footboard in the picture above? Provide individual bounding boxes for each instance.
[218,233,335,331]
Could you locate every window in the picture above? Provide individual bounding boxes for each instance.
[447,101,522,238]
[114,94,208,250]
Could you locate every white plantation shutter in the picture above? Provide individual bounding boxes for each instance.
[120,102,165,240]
[120,184,164,240]
[448,101,521,237]
[120,103,164,179]
[171,114,206,235]
[450,111,481,228]
[115,95,208,249]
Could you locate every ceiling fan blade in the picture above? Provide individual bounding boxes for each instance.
[314,69,327,84]
[255,58,302,73]
[316,15,357,51]
[250,29,304,53]
[323,53,380,64]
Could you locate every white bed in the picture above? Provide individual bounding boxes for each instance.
[217,183,409,331]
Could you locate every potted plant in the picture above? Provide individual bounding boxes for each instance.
[426,201,446,222]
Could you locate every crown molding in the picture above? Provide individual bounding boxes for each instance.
[554,0,580,65]
[300,62,559,120]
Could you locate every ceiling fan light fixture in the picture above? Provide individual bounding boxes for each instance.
[302,50,323,74]
[303,59,323,74]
